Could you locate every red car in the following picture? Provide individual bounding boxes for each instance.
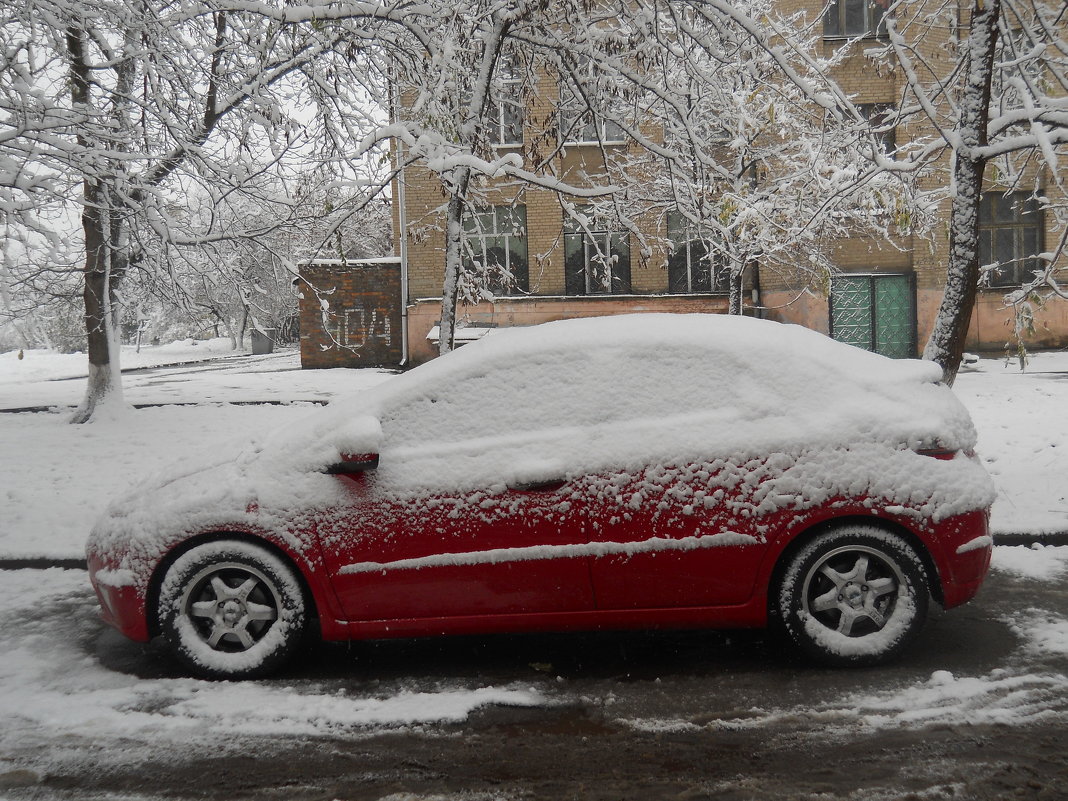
[87,314,995,678]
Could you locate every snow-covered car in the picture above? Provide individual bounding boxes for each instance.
[87,314,995,678]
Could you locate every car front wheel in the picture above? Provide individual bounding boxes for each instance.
[157,540,306,679]
[775,526,929,666]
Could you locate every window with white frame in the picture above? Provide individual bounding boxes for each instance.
[487,67,523,146]
[564,212,631,295]
[823,0,889,38]
[560,106,625,144]
[979,192,1044,288]
[666,211,726,293]
[557,76,626,145]
[463,206,528,295]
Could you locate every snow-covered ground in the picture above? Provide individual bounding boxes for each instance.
[0,567,545,769]
[0,343,395,559]
[954,352,1068,536]
[1,342,1065,560]
[0,338,392,410]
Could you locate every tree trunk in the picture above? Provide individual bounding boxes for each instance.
[922,0,1000,386]
[727,266,745,315]
[68,24,126,423]
[435,13,511,357]
[237,306,249,350]
[439,172,472,356]
[71,193,124,423]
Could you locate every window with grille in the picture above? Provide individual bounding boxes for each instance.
[463,206,528,295]
[564,212,631,295]
[666,211,727,293]
[979,193,1043,288]
[824,0,889,38]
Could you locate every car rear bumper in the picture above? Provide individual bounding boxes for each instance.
[935,509,992,610]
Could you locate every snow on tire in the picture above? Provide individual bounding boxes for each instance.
[157,540,306,679]
[776,525,929,667]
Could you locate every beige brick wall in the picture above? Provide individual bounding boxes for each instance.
[389,0,1068,361]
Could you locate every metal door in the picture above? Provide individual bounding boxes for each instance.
[830,274,916,358]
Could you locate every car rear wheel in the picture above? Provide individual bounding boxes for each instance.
[157,540,305,679]
[775,526,929,666]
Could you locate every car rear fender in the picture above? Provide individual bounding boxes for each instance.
[762,512,945,616]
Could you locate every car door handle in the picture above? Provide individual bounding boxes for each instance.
[508,479,567,493]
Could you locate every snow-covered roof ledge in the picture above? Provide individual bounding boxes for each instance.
[299,256,402,267]
[425,324,497,344]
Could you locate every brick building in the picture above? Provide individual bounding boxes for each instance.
[300,0,1066,368]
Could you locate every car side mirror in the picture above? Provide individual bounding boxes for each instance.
[325,453,380,474]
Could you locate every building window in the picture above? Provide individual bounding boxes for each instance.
[980,193,1043,288]
[560,107,626,145]
[487,69,523,146]
[666,211,726,293]
[558,74,626,144]
[858,103,897,155]
[824,0,889,38]
[463,206,528,295]
[564,212,631,295]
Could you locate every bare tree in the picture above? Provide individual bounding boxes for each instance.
[854,0,1067,382]
[1,0,425,420]
[560,0,916,316]
[361,0,659,355]
[648,0,1066,383]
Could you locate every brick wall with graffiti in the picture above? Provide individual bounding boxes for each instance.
[298,258,402,368]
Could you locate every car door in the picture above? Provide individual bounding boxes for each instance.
[316,355,597,622]
[572,347,767,609]
[582,460,768,610]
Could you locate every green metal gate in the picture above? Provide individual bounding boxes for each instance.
[829,274,916,358]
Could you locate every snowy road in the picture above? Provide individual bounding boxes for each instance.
[3,546,1068,800]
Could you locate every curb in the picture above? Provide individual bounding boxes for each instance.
[991,532,1068,547]
[2,532,1067,572]
[0,399,330,414]
[0,558,87,570]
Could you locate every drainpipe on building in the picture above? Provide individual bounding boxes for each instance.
[393,79,410,367]
[396,152,410,367]
[751,261,763,318]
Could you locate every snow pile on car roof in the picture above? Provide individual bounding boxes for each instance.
[315,313,983,487]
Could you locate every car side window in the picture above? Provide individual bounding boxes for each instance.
[379,345,737,451]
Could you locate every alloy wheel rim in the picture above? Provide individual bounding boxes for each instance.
[800,545,906,637]
[180,562,281,652]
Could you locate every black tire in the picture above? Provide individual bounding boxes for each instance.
[157,540,306,679]
[775,525,929,667]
